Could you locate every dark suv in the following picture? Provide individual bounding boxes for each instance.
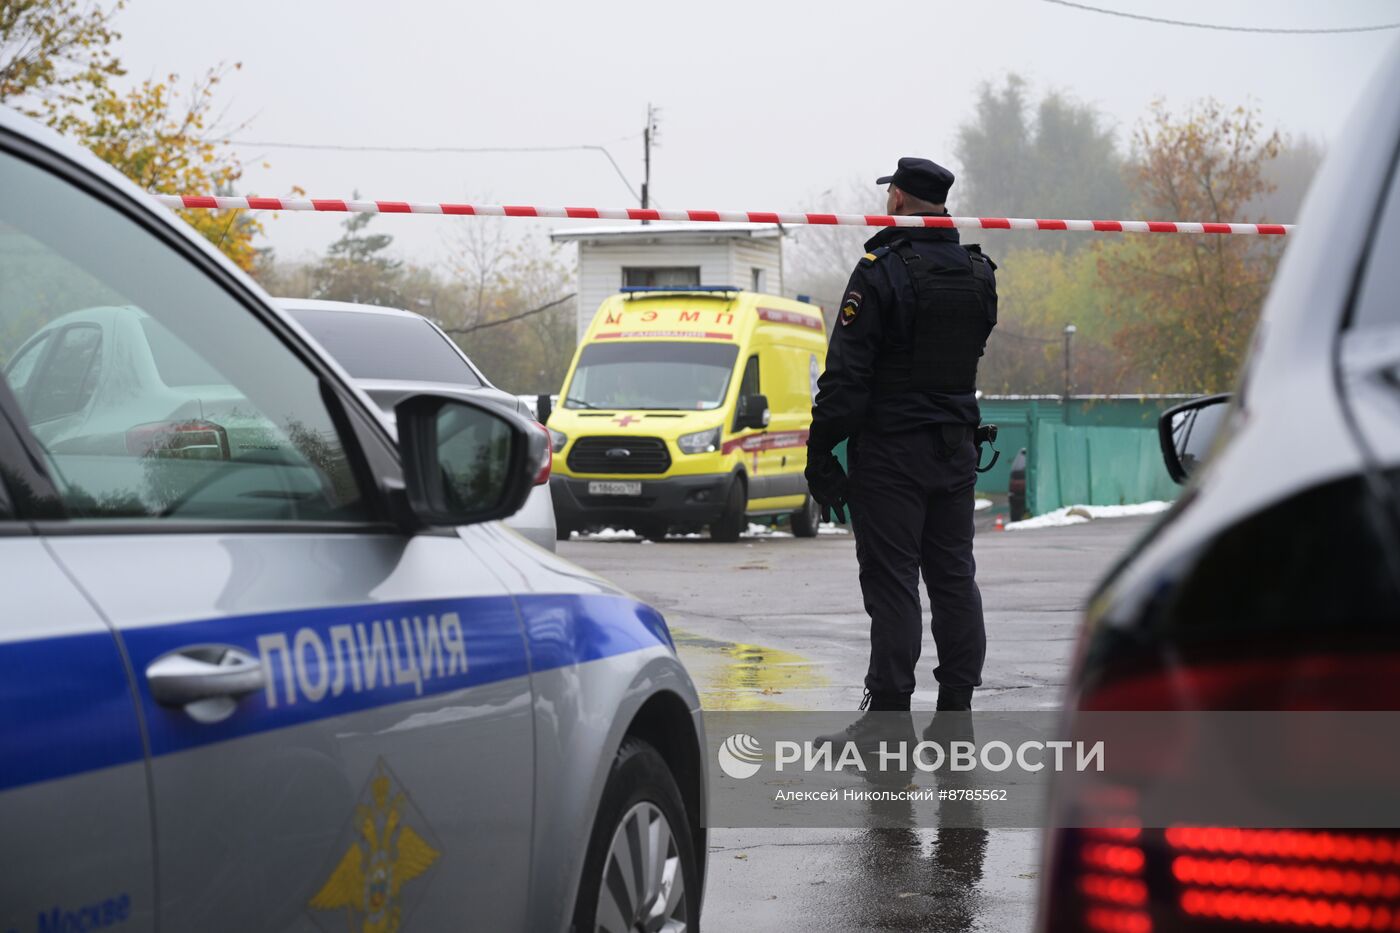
[1037,38,1400,933]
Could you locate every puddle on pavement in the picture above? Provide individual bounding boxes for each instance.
[672,629,826,710]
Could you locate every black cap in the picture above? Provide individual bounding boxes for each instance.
[876,157,954,204]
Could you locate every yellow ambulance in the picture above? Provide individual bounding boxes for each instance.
[546,286,828,542]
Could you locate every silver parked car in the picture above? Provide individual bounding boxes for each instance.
[275,298,559,551]
[0,106,705,933]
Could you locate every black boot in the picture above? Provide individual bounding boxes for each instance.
[936,685,974,711]
[816,706,918,786]
[921,709,976,749]
[814,691,914,750]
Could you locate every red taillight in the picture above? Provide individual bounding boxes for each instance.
[1043,654,1400,932]
[1179,887,1399,929]
[533,421,552,485]
[1171,828,1400,930]
[1074,828,1154,933]
[126,419,230,460]
[1080,654,1400,712]
[1050,827,1400,932]
[1041,652,1400,930]
[1166,829,1400,867]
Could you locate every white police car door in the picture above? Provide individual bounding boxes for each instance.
[0,134,533,931]
[0,529,155,931]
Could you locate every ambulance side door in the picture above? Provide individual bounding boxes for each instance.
[753,343,809,502]
[732,353,773,499]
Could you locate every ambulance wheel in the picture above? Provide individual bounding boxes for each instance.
[791,495,820,538]
[710,479,747,543]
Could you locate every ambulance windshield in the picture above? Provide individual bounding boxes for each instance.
[565,341,739,411]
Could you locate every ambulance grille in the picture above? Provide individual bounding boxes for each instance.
[567,436,672,475]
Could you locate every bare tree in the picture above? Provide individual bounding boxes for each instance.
[783,178,880,325]
[437,216,577,394]
[442,203,512,330]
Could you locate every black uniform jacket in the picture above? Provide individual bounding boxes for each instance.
[809,221,997,454]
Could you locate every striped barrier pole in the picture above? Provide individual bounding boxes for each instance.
[154,195,1293,235]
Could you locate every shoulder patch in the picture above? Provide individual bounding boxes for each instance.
[857,245,891,268]
[839,290,862,326]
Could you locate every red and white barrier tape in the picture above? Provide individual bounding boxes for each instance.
[154,195,1294,235]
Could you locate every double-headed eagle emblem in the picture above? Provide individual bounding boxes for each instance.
[309,762,441,933]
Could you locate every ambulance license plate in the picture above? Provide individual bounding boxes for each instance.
[589,481,642,496]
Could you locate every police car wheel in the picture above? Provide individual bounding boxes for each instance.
[573,737,699,933]
[709,479,746,543]
[791,494,820,538]
[556,523,574,541]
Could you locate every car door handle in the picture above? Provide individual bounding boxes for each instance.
[146,645,265,707]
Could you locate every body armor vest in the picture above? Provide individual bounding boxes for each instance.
[873,241,997,395]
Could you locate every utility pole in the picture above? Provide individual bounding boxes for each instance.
[1063,322,1077,423]
[641,103,660,223]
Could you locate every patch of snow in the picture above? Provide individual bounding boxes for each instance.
[1004,511,1091,531]
[817,522,850,535]
[1005,500,1172,531]
[575,527,640,540]
[974,498,993,512]
[576,522,809,541]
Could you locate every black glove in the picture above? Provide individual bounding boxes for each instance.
[804,452,849,524]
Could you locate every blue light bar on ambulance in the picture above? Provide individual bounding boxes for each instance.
[619,285,741,296]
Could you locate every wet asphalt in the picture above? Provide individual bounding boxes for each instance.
[559,506,1158,933]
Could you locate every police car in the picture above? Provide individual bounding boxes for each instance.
[0,108,705,932]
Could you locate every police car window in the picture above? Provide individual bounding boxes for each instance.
[287,308,483,386]
[2,332,51,404]
[0,149,370,524]
[139,316,226,387]
[1351,162,1400,329]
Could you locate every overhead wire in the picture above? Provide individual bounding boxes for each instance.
[1040,0,1400,34]
[220,135,644,202]
[438,292,577,335]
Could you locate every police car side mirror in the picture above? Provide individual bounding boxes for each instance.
[736,393,771,431]
[1159,393,1232,484]
[394,394,543,528]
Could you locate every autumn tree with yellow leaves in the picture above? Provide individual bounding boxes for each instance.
[1097,101,1284,393]
[1,1,262,270]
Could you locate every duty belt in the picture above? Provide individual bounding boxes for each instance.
[975,424,1000,473]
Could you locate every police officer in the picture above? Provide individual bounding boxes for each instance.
[806,157,997,718]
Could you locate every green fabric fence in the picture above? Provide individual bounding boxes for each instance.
[831,396,1187,516]
[1027,421,1178,514]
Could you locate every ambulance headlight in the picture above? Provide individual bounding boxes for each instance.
[548,429,568,453]
[678,426,722,454]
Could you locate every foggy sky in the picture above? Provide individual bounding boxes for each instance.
[111,0,1398,264]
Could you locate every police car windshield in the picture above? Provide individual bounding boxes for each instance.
[288,308,482,386]
[566,341,739,411]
